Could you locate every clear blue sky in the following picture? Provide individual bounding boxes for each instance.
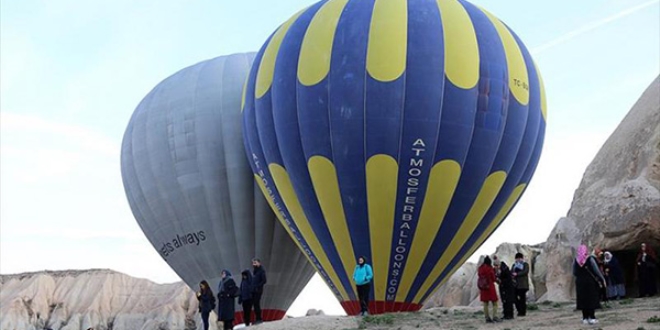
[1,0,658,316]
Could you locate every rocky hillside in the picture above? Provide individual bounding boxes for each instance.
[0,269,202,330]
[541,75,660,302]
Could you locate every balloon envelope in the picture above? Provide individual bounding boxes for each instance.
[242,0,546,315]
[121,53,315,323]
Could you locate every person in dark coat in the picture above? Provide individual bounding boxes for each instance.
[594,249,608,302]
[478,256,499,323]
[239,269,253,326]
[196,280,216,330]
[495,259,515,320]
[512,252,530,316]
[217,270,238,330]
[637,243,658,297]
[251,258,267,324]
[573,244,606,325]
[603,251,626,299]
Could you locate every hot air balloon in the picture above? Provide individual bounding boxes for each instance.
[121,53,315,324]
[242,0,546,315]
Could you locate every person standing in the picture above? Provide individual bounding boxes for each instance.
[573,244,606,325]
[478,256,500,323]
[637,243,658,297]
[196,280,216,330]
[217,270,238,330]
[239,269,253,326]
[352,256,373,316]
[594,249,608,302]
[496,259,515,320]
[251,258,267,324]
[603,251,626,299]
[512,252,530,317]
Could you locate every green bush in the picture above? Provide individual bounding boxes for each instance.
[527,303,539,311]
[619,298,634,305]
[540,300,553,305]
[647,316,660,323]
[362,314,396,325]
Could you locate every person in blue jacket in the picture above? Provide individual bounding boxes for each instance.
[352,256,373,316]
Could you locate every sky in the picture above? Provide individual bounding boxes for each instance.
[1,0,659,318]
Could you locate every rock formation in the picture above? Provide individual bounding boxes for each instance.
[540,76,660,302]
[0,269,206,330]
[305,309,325,316]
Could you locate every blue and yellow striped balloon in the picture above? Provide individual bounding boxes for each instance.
[242,0,546,315]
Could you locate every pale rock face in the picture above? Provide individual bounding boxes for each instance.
[0,269,214,330]
[540,76,660,301]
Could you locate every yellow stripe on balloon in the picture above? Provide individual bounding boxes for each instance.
[534,61,548,122]
[479,8,529,106]
[308,156,358,298]
[395,160,461,301]
[437,0,479,89]
[366,0,407,82]
[424,183,527,299]
[268,164,351,301]
[298,0,349,86]
[366,154,398,301]
[413,171,507,304]
[255,8,307,98]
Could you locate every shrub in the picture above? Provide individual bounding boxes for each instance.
[362,314,396,325]
[619,298,634,305]
[647,316,660,323]
[527,303,539,311]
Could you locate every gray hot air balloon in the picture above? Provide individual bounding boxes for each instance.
[120,53,315,324]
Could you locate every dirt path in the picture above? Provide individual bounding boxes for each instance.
[249,296,660,330]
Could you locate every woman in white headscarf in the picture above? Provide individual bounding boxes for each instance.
[603,251,626,299]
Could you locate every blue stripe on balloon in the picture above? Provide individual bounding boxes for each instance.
[270,1,358,301]
[383,0,445,301]
[406,0,508,302]
[326,0,376,280]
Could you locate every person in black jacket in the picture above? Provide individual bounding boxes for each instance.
[239,269,254,326]
[196,280,216,330]
[251,258,267,324]
[495,259,515,320]
[217,270,238,330]
[574,244,606,325]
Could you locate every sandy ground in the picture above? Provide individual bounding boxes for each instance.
[247,296,660,330]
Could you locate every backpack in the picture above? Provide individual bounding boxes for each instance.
[477,275,490,290]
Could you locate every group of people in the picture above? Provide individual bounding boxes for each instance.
[196,258,267,330]
[574,242,657,325]
[193,245,656,328]
[477,253,530,323]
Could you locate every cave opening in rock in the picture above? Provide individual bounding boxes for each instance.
[610,246,660,298]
